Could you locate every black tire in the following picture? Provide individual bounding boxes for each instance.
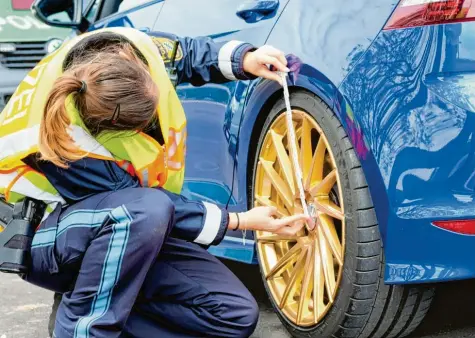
[251,91,435,338]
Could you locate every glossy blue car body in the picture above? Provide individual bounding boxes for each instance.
[86,0,475,285]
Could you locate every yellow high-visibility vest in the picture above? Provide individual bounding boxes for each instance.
[0,27,187,218]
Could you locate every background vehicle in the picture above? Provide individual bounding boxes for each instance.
[0,0,69,110]
[25,0,475,337]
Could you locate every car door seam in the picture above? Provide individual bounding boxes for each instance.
[263,0,291,44]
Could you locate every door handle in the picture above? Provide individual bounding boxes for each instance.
[236,0,279,22]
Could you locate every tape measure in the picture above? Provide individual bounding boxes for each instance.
[279,72,311,221]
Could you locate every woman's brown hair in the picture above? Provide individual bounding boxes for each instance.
[38,38,159,168]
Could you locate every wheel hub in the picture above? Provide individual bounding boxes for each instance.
[305,203,317,232]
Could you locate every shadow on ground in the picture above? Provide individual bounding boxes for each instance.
[410,279,475,337]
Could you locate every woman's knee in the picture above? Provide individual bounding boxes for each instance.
[114,188,175,247]
[207,291,259,338]
[141,188,175,225]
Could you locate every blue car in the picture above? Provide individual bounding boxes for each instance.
[27,0,475,337]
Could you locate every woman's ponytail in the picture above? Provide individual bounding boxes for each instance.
[38,41,159,169]
[38,74,87,168]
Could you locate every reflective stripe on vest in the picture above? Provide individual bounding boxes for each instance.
[0,167,64,204]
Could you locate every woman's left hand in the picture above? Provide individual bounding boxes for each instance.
[242,45,290,85]
[234,206,314,236]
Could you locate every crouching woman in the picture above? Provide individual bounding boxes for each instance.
[0,27,307,338]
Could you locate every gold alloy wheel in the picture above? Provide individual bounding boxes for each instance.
[255,109,345,327]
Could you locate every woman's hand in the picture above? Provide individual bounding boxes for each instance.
[242,45,289,85]
[243,46,303,85]
[229,206,312,236]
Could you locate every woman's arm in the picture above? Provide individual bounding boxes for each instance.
[148,31,255,86]
[160,190,229,246]
[147,31,290,86]
[162,189,310,246]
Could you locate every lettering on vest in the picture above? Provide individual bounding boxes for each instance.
[167,125,187,171]
[2,62,47,125]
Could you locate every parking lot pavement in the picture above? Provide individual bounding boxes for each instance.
[1,260,475,338]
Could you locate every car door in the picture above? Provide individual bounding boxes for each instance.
[153,0,288,206]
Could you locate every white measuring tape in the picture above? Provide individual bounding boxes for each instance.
[242,72,311,246]
[279,72,310,220]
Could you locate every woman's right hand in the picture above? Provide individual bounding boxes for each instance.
[229,206,312,236]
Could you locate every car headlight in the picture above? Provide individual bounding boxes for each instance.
[0,43,16,53]
[45,38,64,55]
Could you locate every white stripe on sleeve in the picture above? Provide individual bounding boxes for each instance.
[194,202,223,245]
[218,40,244,81]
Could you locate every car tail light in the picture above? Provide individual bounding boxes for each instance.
[433,219,475,235]
[384,0,475,30]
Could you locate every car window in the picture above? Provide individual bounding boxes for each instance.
[85,0,101,21]
[47,11,71,22]
[118,0,153,13]
[82,0,96,8]
[89,0,163,32]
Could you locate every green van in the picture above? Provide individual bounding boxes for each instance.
[0,0,70,110]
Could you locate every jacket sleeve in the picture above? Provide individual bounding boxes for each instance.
[148,31,257,86]
[160,189,229,246]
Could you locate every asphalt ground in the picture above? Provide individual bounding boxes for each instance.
[1,260,475,338]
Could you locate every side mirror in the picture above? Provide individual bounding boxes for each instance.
[31,0,83,28]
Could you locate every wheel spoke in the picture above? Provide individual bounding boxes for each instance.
[318,227,336,302]
[297,245,314,325]
[258,233,299,243]
[286,114,301,182]
[319,214,343,266]
[313,239,324,323]
[316,198,344,220]
[255,195,289,218]
[270,130,295,195]
[260,158,294,211]
[309,169,337,197]
[305,136,326,190]
[279,247,308,309]
[300,117,313,183]
[266,242,302,279]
